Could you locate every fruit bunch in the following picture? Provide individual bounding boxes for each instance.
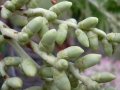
[0,0,118,90]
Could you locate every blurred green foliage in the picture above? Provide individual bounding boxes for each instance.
[68,0,120,33]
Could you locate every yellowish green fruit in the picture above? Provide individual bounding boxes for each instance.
[75,54,102,70]
[87,31,98,51]
[49,1,72,15]
[75,29,89,47]
[102,38,113,57]
[78,17,98,30]
[90,72,116,83]
[56,24,68,45]
[21,58,37,77]
[6,77,23,89]
[4,1,15,12]
[57,46,84,60]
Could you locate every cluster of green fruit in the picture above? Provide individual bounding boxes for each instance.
[0,0,118,90]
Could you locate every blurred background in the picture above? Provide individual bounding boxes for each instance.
[0,0,120,89]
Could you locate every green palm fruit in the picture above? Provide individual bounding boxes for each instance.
[57,46,84,60]
[68,72,79,88]
[78,17,98,30]
[56,24,68,45]
[38,18,49,39]
[26,0,41,8]
[67,18,77,24]
[11,0,29,9]
[52,68,71,90]
[0,35,6,45]
[112,42,118,54]
[101,85,116,90]
[21,58,37,77]
[4,1,15,12]
[49,81,59,90]
[43,10,57,21]
[6,77,23,89]
[1,7,12,19]
[38,25,49,38]
[38,65,53,78]
[76,84,87,90]
[19,64,27,76]
[1,82,11,90]
[75,29,89,47]
[39,29,56,53]
[24,86,44,90]
[76,74,100,90]
[91,28,106,40]
[106,33,120,43]
[49,1,72,15]
[90,72,116,83]
[55,59,68,71]
[87,31,98,51]
[22,16,43,38]
[70,79,79,88]
[75,54,102,70]
[4,57,22,66]
[102,38,113,57]
[39,42,55,53]
[16,32,29,44]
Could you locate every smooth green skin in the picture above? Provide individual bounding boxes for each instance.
[75,54,101,70]
[67,18,77,24]
[6,77,23,89]
[49,81,59,90]
[39,42,55,53]
[44,10,57,21]
[55,59,68,71]
[39,29,56,53]
[26,0,41,8]
[106,33,120,43]
[38,25,49,39]
[75,29,89,47]
[56,24,68,45]
[1,83,11,90]
[16,32,29,44]
[87,31,98,51]
[57,46,84,60]
[24,86,44,90]
[38,66,53,78]
[78,17,98,30]
[70,79,79,88]
[19,64,27,76]
[112,42,118,54]
[90,72,116,83]
[68,72,79,88]
[4,57,22,66]
[0,35,6,45]
[49,1,72,15]
[11,0,29,9]
[68,72,77,81]
[22,16,43,38]
[21,58,37,77]
[102,38,113,57]
[40,29,56,47]
[1,7,12,19]
[4,1,15,12]
[52,68,71,90]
